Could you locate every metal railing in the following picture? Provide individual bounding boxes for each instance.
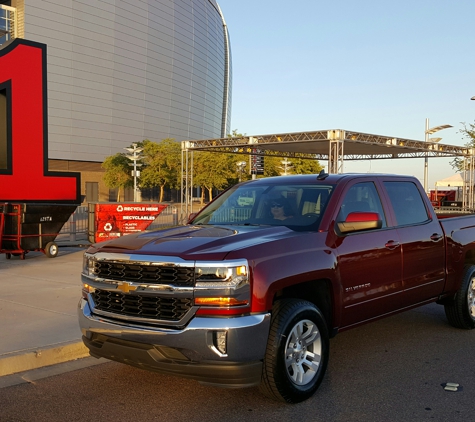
[58,206,88,242]
[58,204,182,243]
[209,207,252,223]
[147,205,180,230]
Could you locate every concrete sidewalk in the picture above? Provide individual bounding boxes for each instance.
[0,242,92,378]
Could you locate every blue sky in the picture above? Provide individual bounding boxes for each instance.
[217,0,475,188]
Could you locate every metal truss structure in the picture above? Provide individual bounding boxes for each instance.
[180,129,475,219]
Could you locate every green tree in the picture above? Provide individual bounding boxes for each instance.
[263,156,283,177]
[140,138,181,202]
[194,152,236,202]
[292,158,323,174]
[451,121,475,172]
[189,130,248,203]
[102,153,133,201]
[189,129,324,202]
[228,129,244,139]
[263,156,322,177]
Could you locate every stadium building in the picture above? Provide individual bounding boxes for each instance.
[0,0,232,202]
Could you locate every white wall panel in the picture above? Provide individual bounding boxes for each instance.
[21,0,231,162]
[49,141,73,153]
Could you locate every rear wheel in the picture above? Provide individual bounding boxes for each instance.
[45,242,59,258]
[259,299,329,403]
[444,265,475,329]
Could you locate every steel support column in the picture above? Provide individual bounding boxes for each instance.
[180,142,194,223]
[328,130,345,174]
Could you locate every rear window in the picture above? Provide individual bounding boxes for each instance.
[384,181,429,226]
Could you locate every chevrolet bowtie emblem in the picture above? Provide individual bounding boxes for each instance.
[116,282,137,293]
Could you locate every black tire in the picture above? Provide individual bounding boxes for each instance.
[45,242,59,258]
[259,299,329,403]
[444,265,475,329]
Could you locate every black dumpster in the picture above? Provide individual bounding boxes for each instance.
[0,203,77,259]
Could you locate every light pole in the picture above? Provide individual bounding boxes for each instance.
[424,119,452,193]
[236,161,246,182]
[279,158,293,175]
[124,143,143,202]
[467,97,475,208]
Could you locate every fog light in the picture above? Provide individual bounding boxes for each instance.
[82,283,94,299]
[214,331,227,355]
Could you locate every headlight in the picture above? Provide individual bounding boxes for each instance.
[195,262,248,288]
[82,253,96,299]
[194,260,250,309]
[82,253,95,277]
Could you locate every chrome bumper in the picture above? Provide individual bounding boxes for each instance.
[78,298,271,387]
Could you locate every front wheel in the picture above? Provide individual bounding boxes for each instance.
[444,265,475,329]
[45,242,59,258]
[259,299,329,403]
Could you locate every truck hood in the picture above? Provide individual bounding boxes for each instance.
[88,224,299,260]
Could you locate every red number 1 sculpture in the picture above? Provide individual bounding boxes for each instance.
[0,39,80,203]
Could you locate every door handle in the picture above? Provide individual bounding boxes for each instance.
[430,233,443,242]
[385,240,400,250]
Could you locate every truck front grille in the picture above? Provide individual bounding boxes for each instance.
[93,261,194,287]
[92,289,193,321]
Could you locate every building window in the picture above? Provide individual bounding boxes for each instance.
[109,188,118,202]
[86,182,98,203]
[124,187,134,202]
[0,4,17,45]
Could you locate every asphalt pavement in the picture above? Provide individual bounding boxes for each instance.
[0,236,92,380]
[2,238,474,419]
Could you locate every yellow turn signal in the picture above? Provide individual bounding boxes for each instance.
[194,297,248,307]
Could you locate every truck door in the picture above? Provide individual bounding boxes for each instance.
[382,181,445,305]
[335,181,403,327]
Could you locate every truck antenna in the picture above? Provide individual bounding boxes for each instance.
[317,169,329,180]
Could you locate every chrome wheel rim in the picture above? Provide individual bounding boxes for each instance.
[50,244,58,255]
[468,277,475,320]
[285,319,322,386]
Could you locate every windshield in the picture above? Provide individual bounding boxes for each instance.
[191,181,334,229]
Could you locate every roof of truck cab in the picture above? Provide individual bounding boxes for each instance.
[240,173,416,185]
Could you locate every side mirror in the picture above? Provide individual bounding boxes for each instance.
[337,212,382,234]
[187,212,197,223]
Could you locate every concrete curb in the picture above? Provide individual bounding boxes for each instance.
[0,341,90,377]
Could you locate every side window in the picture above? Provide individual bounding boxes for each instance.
[383,182,429,226]
[337,182,386,228]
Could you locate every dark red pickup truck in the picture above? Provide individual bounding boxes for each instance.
[78,173,475,403]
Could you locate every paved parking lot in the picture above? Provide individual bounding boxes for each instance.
[1,246,474,421]
[0,246,89,377]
